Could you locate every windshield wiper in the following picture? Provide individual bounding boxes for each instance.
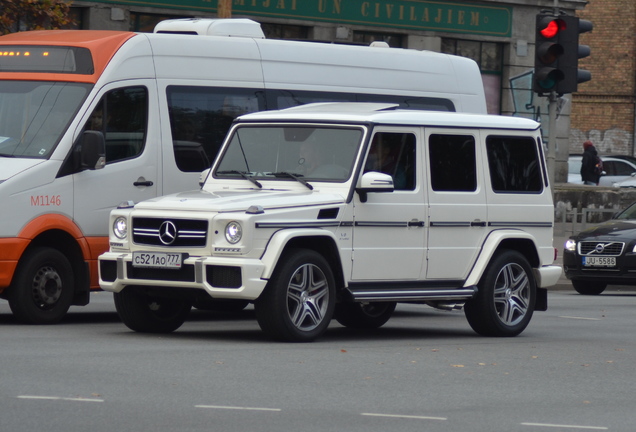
[216,170,262,188]
[271,172,313,190]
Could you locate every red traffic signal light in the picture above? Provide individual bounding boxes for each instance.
[533,15,567,94]
[534,14,593,95]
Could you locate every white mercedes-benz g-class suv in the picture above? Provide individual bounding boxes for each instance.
[99,103,561,342]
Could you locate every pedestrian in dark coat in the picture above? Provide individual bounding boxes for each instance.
[580,140,601,185]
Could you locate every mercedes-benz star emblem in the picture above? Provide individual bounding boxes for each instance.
[159,221,178,245]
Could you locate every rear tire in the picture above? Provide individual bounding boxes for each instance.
[8,247,74,324]
[464,250,535,337]
[335,302,396,329]
[255,249,335,342]
[571,280,607,295]
[114,287,192,333]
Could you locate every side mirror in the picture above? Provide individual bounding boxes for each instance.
[356,171,394,202]
[80,130,106,170]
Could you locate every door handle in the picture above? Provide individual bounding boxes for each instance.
[133,179,154,187]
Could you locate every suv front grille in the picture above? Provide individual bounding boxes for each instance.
[579,241,624,256]
[133,217,208,247]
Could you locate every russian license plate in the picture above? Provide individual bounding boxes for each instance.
[582,256,616,267]
[133,252,183,269]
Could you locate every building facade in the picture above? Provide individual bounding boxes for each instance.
[66,0,591,182]
[572,0,636,159]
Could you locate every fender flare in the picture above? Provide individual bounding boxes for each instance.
[17,214,91,260]
[260,228,339,280]
[464,230,539,287]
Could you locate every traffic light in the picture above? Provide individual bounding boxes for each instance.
[533,14,567,94]
[555,15,593,94]
[534,14,593,95]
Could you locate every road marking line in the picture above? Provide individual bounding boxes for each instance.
[195,405,281,412]
[361,413,447,421]
[521,422,608,430]
[17,395,104,403]
[559,316,602,321]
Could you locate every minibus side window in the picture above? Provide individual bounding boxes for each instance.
[167,86,264,172]
[85,86,148,164]
[486,136,543,193]
[429,135,477,192]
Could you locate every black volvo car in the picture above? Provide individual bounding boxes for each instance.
[564,202,636,295]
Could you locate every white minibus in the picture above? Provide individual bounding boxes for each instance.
[0,18,486,323]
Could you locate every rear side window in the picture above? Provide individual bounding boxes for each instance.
[486,136,543,193]
[429,134,477,192]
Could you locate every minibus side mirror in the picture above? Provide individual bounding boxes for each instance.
[356,171,394,202]
[80,130,106,170]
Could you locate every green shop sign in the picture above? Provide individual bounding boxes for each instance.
[91,0,512,37]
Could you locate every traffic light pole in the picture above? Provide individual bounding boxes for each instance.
[547,91,557,186]
[547,0,558,186]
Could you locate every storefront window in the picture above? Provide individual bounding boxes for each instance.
[260,23,309,40]
[130,13,189,32]
[353,31,403,47]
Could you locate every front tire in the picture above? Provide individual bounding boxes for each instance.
[114,287,192,333]
[8,247,74,324]
[335,302,396,329]
[255,249,335,342]
[464,250,535,337]
[571,280,607,295]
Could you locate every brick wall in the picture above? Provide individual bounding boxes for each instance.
[570,0,636,156]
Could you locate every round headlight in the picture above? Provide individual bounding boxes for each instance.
[225,221,242,244]
[113,216,128,239]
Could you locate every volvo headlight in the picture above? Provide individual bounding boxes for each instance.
[113,216,128,239]
[564,239,577,252]
[225,221,242,244]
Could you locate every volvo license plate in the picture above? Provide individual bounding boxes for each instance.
[133,252,183,269]
[582,256,616,267]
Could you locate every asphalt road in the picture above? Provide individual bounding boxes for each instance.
[1,288,635,432]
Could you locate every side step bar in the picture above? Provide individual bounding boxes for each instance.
[346,286,477,303]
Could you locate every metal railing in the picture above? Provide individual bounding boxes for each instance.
[554,208,617,236]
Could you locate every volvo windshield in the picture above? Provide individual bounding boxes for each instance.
[0,81,92,159]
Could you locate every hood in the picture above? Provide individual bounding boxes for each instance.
[574,219,636,241]
[133,188,346,213]
[0,158,45,182]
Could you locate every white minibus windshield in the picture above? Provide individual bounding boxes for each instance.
[0,81,92,159]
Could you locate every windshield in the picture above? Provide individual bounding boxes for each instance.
[615,203,636,220]
[0,81,92,158]
[214,125,363,183]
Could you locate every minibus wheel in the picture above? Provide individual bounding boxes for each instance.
[255,248,335,342]
[8,247,74,324]
[114,287,192,333]
[464,250,536,337]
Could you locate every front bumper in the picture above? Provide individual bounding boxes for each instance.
[563,250,636,285]
[98,252,268,300]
